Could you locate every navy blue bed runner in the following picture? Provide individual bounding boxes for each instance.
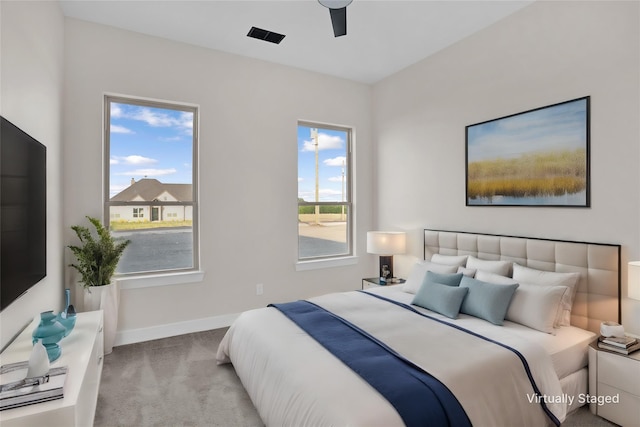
[363,291,561,426]
[268,299,472,427]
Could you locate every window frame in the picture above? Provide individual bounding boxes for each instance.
[297,121,353,263]
[103,94,200,277]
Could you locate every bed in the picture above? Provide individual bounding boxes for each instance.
[217,229,621,426]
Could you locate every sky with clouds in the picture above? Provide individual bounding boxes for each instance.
[110,104,348,202]
[298,125,348,203]
[109,102,194,198]
[467,98,588,163]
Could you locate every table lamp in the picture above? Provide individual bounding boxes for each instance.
[629,261,640,301]
[367,231,406,281]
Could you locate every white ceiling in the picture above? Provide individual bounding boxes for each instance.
[59,0,534,84]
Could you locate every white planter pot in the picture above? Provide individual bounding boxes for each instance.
[84,280,119,354]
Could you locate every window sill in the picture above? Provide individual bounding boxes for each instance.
[117,270,205,290]
[295,256,358,271]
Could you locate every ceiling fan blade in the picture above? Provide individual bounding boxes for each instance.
[329,7,347,37]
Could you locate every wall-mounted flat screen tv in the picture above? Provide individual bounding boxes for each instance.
[1,116,47,311]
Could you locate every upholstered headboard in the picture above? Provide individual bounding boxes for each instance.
[424,229,621,334]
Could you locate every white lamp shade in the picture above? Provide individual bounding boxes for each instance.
[367,231,406,255]
[629,261,640,301]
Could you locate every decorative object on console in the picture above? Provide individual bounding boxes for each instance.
[0,360,67,411]
[56,288,76,337]
[366,231,406,281]
[31,311,66,362]
[466,96,590,207]
[0,341,51,399]
[0,311,103,425]
[68,216,130,354]
[27,340,49,379]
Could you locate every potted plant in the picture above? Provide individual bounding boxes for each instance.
[68,216,130,354]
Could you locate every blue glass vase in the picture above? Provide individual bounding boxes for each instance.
[32,311,66,362]
[56,289,76,337]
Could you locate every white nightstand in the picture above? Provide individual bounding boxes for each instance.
[362,277,405,290]
[588,340,640,426]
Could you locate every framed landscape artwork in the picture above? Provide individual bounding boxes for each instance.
[466,96,590,207]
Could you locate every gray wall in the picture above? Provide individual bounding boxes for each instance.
[0,1,65,349]
[62,18,375,342]
[372,0,640,334]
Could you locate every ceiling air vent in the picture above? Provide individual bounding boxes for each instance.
[247,26,285,44]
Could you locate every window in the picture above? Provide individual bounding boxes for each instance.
[297,122,352,261]
[105,95,198,276]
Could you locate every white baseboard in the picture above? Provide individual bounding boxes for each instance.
[114,312,240,347]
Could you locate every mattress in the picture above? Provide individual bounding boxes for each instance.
[501,320,595,379]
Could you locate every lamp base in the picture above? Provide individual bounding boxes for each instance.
[379,256,394,280]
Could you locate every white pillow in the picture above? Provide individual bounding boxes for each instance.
[431,254,468,267]
[466,256,511,276]
[403,261,458,294]
[512,264,580,326]
[475,270,516,285]
[505,284,568,334]
[457,266,476,277]
[475,270,567,333]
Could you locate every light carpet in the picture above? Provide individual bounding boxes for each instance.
[95,328,615,427]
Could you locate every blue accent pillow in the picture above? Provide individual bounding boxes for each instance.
[459,276,519,325]
[426,271,463,286]
[412,279,469,319]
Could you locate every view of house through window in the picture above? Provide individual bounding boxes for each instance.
[298,123,352,260]
[105,96,198,275]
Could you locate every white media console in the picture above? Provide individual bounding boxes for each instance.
[0,310,104,426]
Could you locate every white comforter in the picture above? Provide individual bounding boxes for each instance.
[217,288,566,427]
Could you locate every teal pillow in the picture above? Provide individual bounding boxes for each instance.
[412,279,469,319]
[459,276,519,325]
[426,271,463,287]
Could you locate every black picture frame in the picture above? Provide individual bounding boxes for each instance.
[465,96,590,207]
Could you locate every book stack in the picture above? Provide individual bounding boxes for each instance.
[597,335,640,355]
[0,361,67,411]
